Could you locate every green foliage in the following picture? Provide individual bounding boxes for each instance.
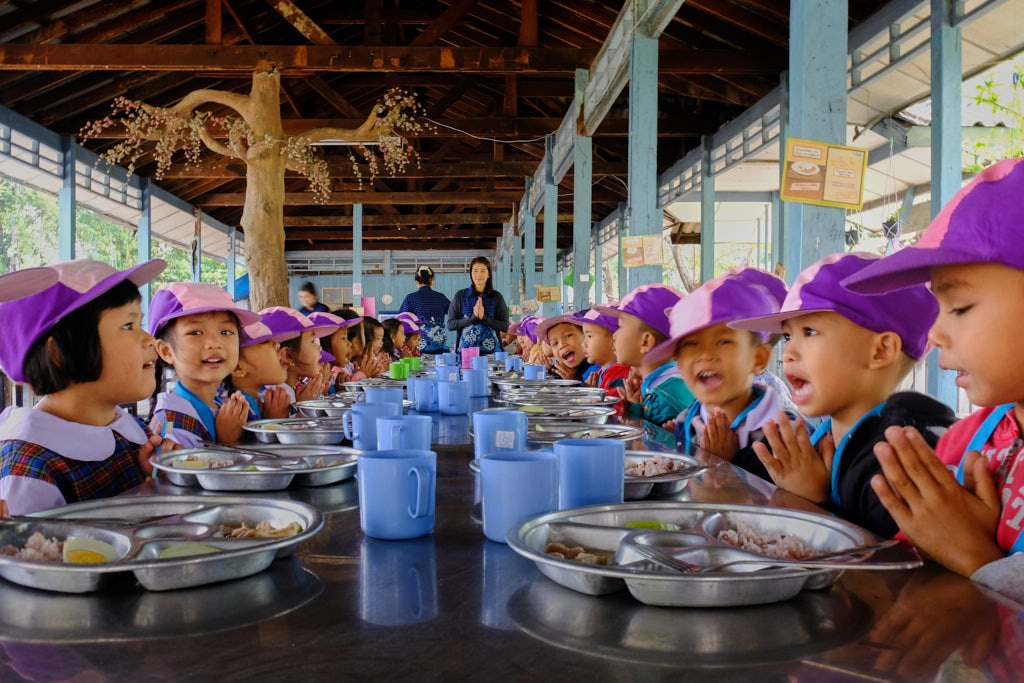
[966,56,1023,171]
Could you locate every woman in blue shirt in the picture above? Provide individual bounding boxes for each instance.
[446,257,509,355]
[398,266,452,354]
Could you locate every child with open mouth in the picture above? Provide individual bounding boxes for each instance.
[534,313,593,381]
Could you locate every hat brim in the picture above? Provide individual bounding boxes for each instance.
[0,267,59,303]
[309,323,341,339]
[841,246,985,293]
[728,308,835,334]
[339,317,363,329]
[591,304,621,317]
[161,304,262,331]
[643,337,679,366]
[534,314,583,345]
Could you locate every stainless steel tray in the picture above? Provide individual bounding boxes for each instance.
[507,501,920,607]
[623,451,706,499]
[526,422,645,443]
[0,495,323,593]
[243,417,347,444]
[492,378,582,391]
[340,378,407,392]
[481,405,615,424]
[295,397,413,416]
[151,446,359,491]
[503,392,621,407]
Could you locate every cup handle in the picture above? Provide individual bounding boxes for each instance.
[356,393,366,403]
[391,423,402,448]
[408,466,431,519]
[343,412,357,441]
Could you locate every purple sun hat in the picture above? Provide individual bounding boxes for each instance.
[579,303,621,333]
[319,349,336,363]
[534,312,586,345]
[148,281,260,338]
[395,311,425,326]
[730,253,938,360]
[509,315,543,343]
[723,266,788,307]
[644,271,781,366]
[0,258,167,383]
[593,284,685,338]
[239,320,277,348]
[844,158,1024,293]
[259,306,334,342]
[0,266,60,303]
[305,311,355,337]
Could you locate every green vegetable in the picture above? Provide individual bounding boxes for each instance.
[626,521,681,531]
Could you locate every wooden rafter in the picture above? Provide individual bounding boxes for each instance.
[198,191,524,206]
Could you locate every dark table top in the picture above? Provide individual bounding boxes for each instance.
[1,406,1021,683]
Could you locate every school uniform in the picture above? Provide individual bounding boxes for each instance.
[0,407,148,515]
[630,361,693,427]
[150,384,217,450]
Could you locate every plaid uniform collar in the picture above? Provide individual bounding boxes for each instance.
[0,406,148,462]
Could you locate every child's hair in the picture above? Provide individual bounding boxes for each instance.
[280,335,304,358]
[330,308,363,343]
[640,321,667,346]
[381,319,402,356]
[22,280,141,395]
[362,317,383,349]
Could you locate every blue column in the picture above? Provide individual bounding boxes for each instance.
[787,1,847,272]
[512,221,522,307]
[191,209,202,282]
[617,203,628,299]
[573,69,593,309]
[699,137,715,283]
[523,179,538,302]
[58,137,76,261]
[137,177,152,320]
[926,0,962,410]
[226,230,237,302]
[627,34,663,289]
[353,203,363,302]
[593,223,602,305]
[774,72,791,282]
[542,138,558,316]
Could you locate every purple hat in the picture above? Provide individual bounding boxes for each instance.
[645,271,781,365]
[400,319,422,334]
[0,267,60,303]
[844,158,1024,293]
[534,313,585,345]
[579,304,620,333]
[319,349,336,363]
[259,307,335,341]
[148,282,261,337]
[239,320,277,348]
[723,267,788,307]
[306,311,357,337]
[395,311,425,326]
[593,284,685,338]
[0,258,167,383]
[730,253,938,360]
[509,315,543,343]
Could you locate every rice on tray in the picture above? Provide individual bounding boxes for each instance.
[716,522,819,560]
[0,532,64,562]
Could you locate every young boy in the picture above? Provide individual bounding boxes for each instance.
[843,157,1024,600]
[534,313,592,381]
[645,269,793,479]
[731,253,956,538]
[579,306,630,397]
[595,285,692,426]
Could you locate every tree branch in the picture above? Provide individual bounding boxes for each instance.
[169,88,253,124]
[297,105,385,144]
[198,126,243,160]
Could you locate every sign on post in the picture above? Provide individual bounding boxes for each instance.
[780,138,868,210]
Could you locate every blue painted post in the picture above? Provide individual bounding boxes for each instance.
[699,137,715,283]
[58,137,76,261]
[774,73,790,282]
[617,203,628,298]
[137,177,152,320]
[353,203,363,303]
[573,69,593,308]
[627,34,663,289]
[226,230,237,302]
[787,2,847,272]
[523,178,538,302]
[593,223,602,305]
[191,209,202,282]
[926,0,962,410]
[542,138,558,316]
[512,221,522,307]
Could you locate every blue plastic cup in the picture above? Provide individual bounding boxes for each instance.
[439,352,457,367]
[463,368,490,397]
[554,438,626,509]
[505,358,524,372]
[438,379,470,415]
[407,376,439,412]
[481,450,558,543]
[471,356,490,372]
[432,366,460,382]
[357,387,404,406]
[376,415,433,450]
[342,402,402,451]
[494,351,509,362]
[358,449,437,539]
[473,410,528,460]
[524,364,547,380]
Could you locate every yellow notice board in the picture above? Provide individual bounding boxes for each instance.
[780,138,868,210]
[536,285,561,302]
[621,235,663,268]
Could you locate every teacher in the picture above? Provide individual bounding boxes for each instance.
[398,265,451,354]
[296,281,329,315]
[446,256,509,355]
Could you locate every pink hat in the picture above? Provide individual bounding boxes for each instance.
[239,320,276,348]
[306,311,358,336]
[509,315,543,343]
[844,158,1024,293]
[593,284,685,338]
[0,267,60,302]
[645,270,782,365]
[534,313,585,345]
[730,253,938,360]
[0,259,167,383]
[148,282,260,337]
[259,306,335,341]
[579,303,621,333]
[395,311,425,325]
[723,267,788,308]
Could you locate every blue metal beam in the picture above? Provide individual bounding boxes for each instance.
[617,203,628,299]
[593,222,603,305]
[353,203,363,301]
[58,137,75,261]
[512,218,522,308]
[699,137,715,283]
[626,34,662,290]
[542,137,558,316]
[227,230,237,301]
[573,69,593,309]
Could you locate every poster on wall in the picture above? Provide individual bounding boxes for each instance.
[521,299,539,313]
[780,137,868,210]
[622,235,663,268]
[536,285,561,302]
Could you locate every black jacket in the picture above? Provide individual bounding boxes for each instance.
[821,391,956,538]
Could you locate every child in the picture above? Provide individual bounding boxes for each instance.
[259,307,336,404]
[381,318,406,363]
[395,312,424,357]
[149,283,262,449]
[361,317,388,377]
[842,157,1024,598]
[509,315,541,359]
[0,259,174,515]
[731,253,956,538]
[309,311,362,389]
[578,306,630,389]
[594,285,693,426]
[535,314,593,381]
[226,320,291,421]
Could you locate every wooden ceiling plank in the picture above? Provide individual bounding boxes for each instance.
[409,0,482,46]
[199,191,523,206]
[206,0,222,44]
[364,0,382,44]
[686,0,788,46]
[264,0,337,46]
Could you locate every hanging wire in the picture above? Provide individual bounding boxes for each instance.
[423,117,551,144]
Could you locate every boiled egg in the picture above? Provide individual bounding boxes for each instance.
[63,537,119,564]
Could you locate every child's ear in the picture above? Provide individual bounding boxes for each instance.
[867,331,902,369]
[155,339,175,364]
[752,343,772,375]
[278,346,294,367]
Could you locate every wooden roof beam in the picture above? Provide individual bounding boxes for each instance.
[158,159,611,179]
[282,213,547,227]
[198,191,523,206]
[265,0,336,46]
[409,0,481,46]
[285,228,504,240]
[686,0,788,46]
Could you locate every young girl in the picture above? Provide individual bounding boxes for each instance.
[259,307,336,404]
[149,283,261,449]
[0,259,174,515]
[308,311,361,389]
[361,317,388,377]
[382,318,406,363]
[395,312,424,358]
[226,320,291,421]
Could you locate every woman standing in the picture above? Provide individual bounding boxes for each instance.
[446,257,509,355]
[296,282,329,316]
[398,265,452,355]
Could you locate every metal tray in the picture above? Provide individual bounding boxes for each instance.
[295,397,413,416]
[340,378,407,392]
[243,417,347,444]
[507,501,920,607]
[492,378,582,391]
[525,422,645,443]
[623,451,706,499]
[480,405,616,424]
[0,495,324,593]
[151,446,359,491]
[503,392,621,407]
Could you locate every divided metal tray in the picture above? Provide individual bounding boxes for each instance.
[0,495,324,593]
[243,417,347,444]
[623,451,706,499]
[295,397,413,416]
[525,422,645,443]
[340,378,407,392]
[503,390,621,407]
[507,502,921,607]
[481,405,616,424]
[151,446,359,491]
[492,378,582,392]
